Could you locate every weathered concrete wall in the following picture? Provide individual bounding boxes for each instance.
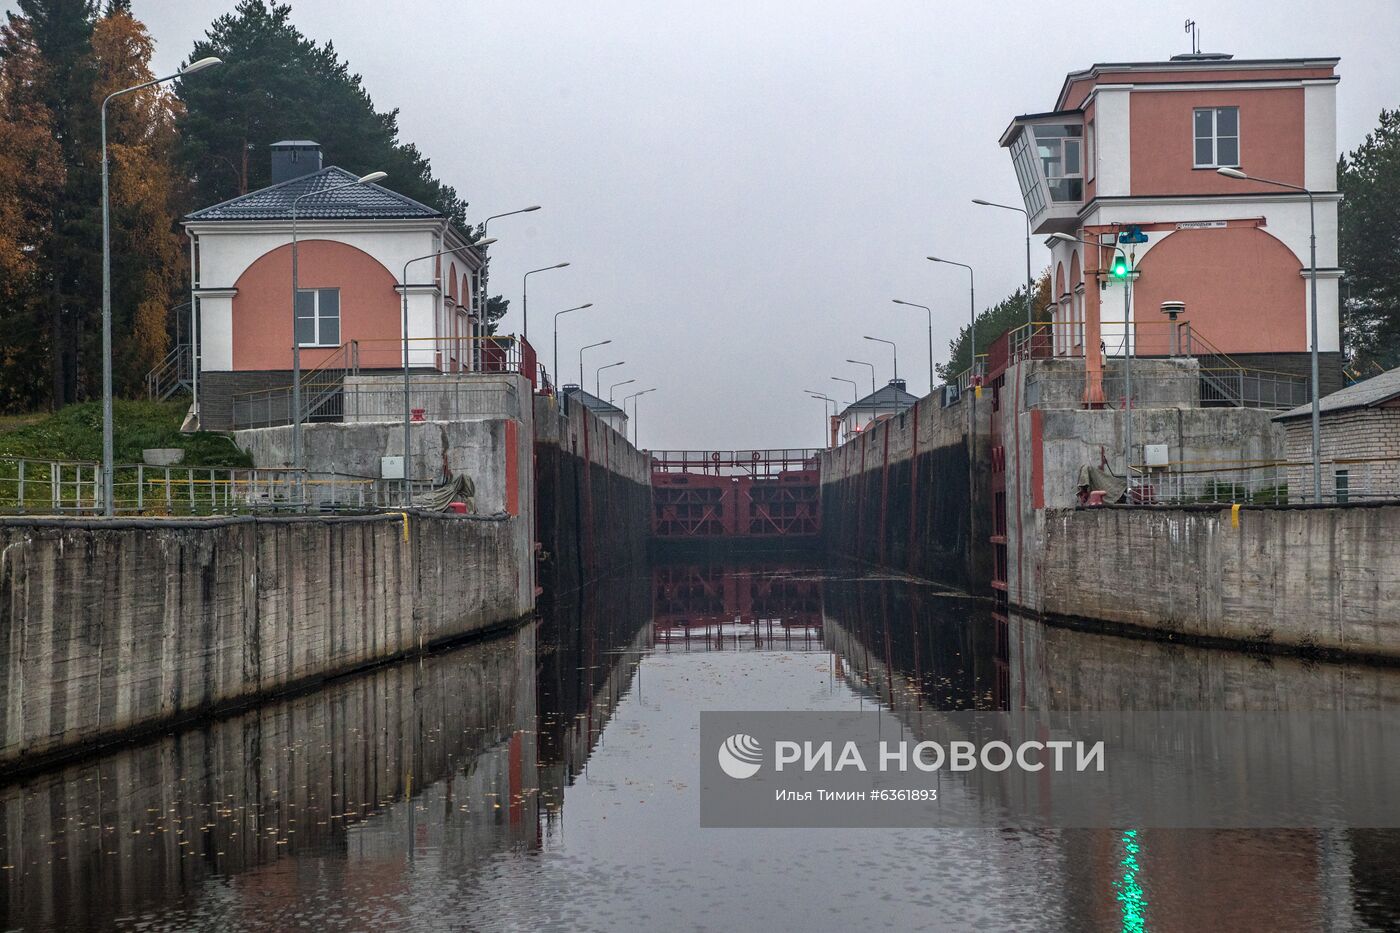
[818,391,994,594]
[237,417,531,516]
[0,512,533,771]
[340,372,523,423]
[534,394,650,598]
[0,622,536,931]
[1001,355,1287,610]
[1037,503,1400,661]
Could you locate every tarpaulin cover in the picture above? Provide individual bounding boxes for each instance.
[1076,464,1126,504]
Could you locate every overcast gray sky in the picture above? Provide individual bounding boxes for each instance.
[129,0,1400,449]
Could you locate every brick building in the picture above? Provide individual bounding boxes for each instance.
[1274,368,1400,501]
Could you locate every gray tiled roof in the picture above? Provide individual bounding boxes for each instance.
[184,167,443,222]
[1275,367,1400,421]
[840,381,920,417]
[562,385,625,416]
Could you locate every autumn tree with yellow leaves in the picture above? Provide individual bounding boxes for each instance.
[91,3,184,394]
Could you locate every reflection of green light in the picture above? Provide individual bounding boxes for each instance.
[1114,829,1147,932]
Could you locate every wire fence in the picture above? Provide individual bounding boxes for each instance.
[0,457,464,516]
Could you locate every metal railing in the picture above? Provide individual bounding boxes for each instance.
[0,456,473,516]
[340,380,520,423]
[145,343,193,401]
[231,335,538,430]
[650,449,821,476]
[990,319,1309,410]
[1121,456,1400,506]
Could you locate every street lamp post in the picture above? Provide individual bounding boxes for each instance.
[1217,166,1323,501]
[863,336,898,383]
[608,378,636,404]
[831,375,858,406]
[891,299,934,393]
[625,387,657,448]
[522,262,569,343]
[291,171,388,479]
[595,360,625,398]
[477,205,540,340]
[399,238,496,506]
[846,359,877,396]
[927,256,977,556]
[972,198,1035,327]
[101,55,222,515]
[552,303,592,390]
[579,339,611,390]
[1050,232,1135,493]
[806,391,837,447]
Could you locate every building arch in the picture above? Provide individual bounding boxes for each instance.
[231,239,400,371]
[1132,225,1305,355]
[1068,249,1083,352]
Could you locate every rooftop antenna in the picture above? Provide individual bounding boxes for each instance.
[1184,19,1201,55]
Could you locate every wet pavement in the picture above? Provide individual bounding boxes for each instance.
[3,559,1399,931]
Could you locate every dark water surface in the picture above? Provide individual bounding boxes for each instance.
[3,560,1400,932]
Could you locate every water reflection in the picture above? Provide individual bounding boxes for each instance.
[1,559,1398,931]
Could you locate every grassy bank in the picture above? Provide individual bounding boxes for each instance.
[0,399,251,468]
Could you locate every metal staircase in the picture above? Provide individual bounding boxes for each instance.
[145,344,193,401]
[1178,323,1309,410]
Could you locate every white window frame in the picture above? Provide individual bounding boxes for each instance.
[295,287,340,348]
[1193,106,1240,169]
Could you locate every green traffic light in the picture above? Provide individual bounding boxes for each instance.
[1111,256,1130,279]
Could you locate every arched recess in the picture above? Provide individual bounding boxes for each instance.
[1068,250,1083,352]
[1054,261,1067,354]
[1133,226,1305,356]
[231,239,400,371]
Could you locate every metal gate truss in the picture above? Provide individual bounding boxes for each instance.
[652,470,820,539]
[651,449,822,541]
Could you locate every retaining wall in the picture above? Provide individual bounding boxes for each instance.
[1038,503,1400,661]
[0,511,532,771]
[533,395,650,598]
[818,392,993,593]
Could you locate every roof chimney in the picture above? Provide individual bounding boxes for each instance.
[270,140,323,184]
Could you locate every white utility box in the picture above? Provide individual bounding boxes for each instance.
[1143,444,1170,468]
[380,455,405,480]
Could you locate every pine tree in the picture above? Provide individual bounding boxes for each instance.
[0,15,65,410]
[938,271,1053,381]
[1,0,100,408]
[177,1,468,226]
[1339,109,1400,372]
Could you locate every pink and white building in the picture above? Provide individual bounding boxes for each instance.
[1000,53,1342,403]
[184,141,499,430]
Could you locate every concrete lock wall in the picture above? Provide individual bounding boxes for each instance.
[1037,503,1400,661]
[1,622,537,932]
[819,391,994,594]
[533,394,650,598]
[0,512,533,771]
[998,355,1287,610]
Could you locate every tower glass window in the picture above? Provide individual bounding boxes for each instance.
[1033,124,1083,202]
